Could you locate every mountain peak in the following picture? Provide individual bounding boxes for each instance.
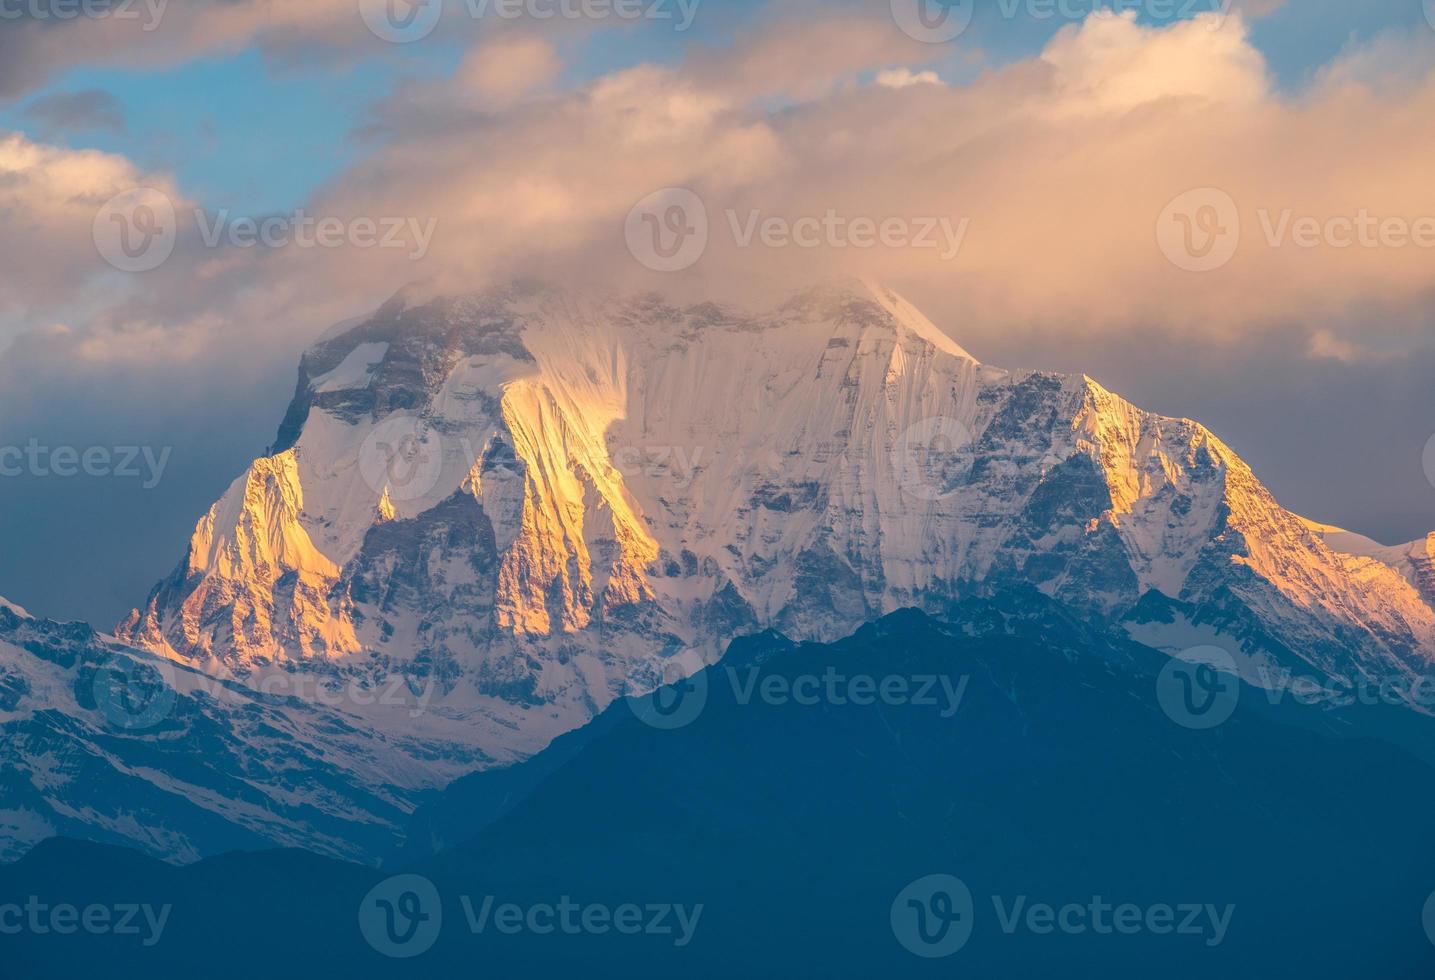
[116,282,1435,775]
[312,278,980,371]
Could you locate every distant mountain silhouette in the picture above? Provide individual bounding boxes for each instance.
[6,595,1435,978]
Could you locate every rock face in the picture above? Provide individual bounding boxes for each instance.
[116,279,1435,773]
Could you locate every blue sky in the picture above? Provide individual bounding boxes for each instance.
[0,52,429,214]
[0,3,759,213]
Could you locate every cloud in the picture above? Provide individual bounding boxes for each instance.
[1037,12,1268,115]
[281,10,1435,355]
[457,34,563,108]
[0,0,360,99]
[0,0,749,102]
[1312,26,1435,93]
[19,89,126,134]
[680,12,941,103]
[876,68,942,89]
[14,7,1435,364]
[11,10,1435,367]
[0,133,178,316]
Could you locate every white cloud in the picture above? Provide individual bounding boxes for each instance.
[876,68,942,89]
[296,10,1435,355]
[1037,11,1268,116]
[458,34,563,108]
[0,134,183,313]
[10,9,1435,376]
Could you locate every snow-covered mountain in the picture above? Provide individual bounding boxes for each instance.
[113,279,1435,776]
[0,600,485,864]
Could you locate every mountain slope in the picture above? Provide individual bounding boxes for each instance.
[0,602,490,864]
[1304,521,1435,608]
[115,280,1435,774]
[8,603,1435,979]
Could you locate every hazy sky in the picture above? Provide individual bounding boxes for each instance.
[1,0,1433,625]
